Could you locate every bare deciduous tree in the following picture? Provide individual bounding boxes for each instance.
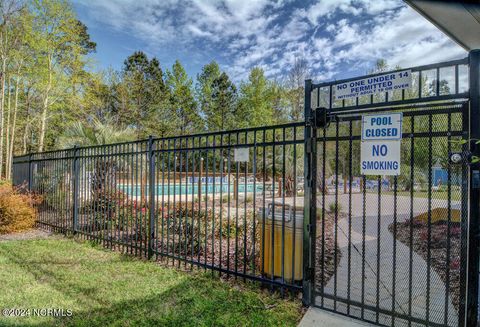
[285,57,310,122]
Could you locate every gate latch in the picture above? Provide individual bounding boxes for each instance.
[314,107,331,128]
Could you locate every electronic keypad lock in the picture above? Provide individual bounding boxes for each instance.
[314,107,330,128]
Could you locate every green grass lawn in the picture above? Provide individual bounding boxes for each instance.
[0,238,302,327]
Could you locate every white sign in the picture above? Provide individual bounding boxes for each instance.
[360,113,402,176]
[334,70,411,100]
[361,141,401,175]
[361,113,402,141]
[234,147,249,162]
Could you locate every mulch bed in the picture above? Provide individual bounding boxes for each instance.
[35,202,343,293]
[388,219,461,311]
[315,212,343,288]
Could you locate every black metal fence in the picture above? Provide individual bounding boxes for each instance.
[13,123,306,291]
[12,53,480,327]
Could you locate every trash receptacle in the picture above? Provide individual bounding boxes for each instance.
[260,203,303,281]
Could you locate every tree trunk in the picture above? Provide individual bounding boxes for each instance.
[5,77,11,179]
[277,177,282,197]
[284,176,295,196]
[38,61,52,153]
[0,58,7,177]
[38,94,49,152]
[7,75,20,180]
[22,123,28,155]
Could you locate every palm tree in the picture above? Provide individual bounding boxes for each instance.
[60,118,136,226]
[58,118,135,148]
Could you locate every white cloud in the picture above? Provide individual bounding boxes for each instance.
[187,24,214,38]
[361,0,401,15]
[73,0,466,83]
[332,19,358,46]
[331,6,466,70]
[307,0,361,24]
[224,0,270,20]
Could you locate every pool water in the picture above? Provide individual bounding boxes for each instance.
[118,183,265,196]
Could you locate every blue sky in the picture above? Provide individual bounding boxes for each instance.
[72,0,467,83]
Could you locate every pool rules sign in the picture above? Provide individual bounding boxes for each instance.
[360,113,402,176]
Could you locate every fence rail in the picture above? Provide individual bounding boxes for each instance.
[312,57,469,112]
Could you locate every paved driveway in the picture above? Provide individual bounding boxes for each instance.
[316,193,460,326]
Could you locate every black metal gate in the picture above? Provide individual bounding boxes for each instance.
[303,51,480,327]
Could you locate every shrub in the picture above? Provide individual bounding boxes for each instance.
[0,184,39,234]
[450,226,462,237]
[414,208,461,223]
[217,211,255,239]
[450,258,460,271]
[159,204,210,254]
[81,189,128,222]
[327,202,343,213]
[43,190,69,212]
[220,195,229,203]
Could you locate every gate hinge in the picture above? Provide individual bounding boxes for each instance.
[307,223,315,235]
[306,116,313,127]
[305,139,313,154]
[305,267,314,280]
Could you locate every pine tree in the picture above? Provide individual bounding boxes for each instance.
[121,51,168,137]
[237,67,277,128]
[166,60,201,135]
[209,72,237,131]
[196,61,221,127]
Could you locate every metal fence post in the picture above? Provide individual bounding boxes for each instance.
[72,145,79,235]
[303,79,316,306]
[148,136,156,259]
[28,153,33,191]
[466,49,480,326]
[199,157,203,201]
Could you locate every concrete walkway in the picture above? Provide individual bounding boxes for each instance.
[298,307,375,327]
[318,193,459,326]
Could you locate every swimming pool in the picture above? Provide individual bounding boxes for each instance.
[118,183,265,196]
